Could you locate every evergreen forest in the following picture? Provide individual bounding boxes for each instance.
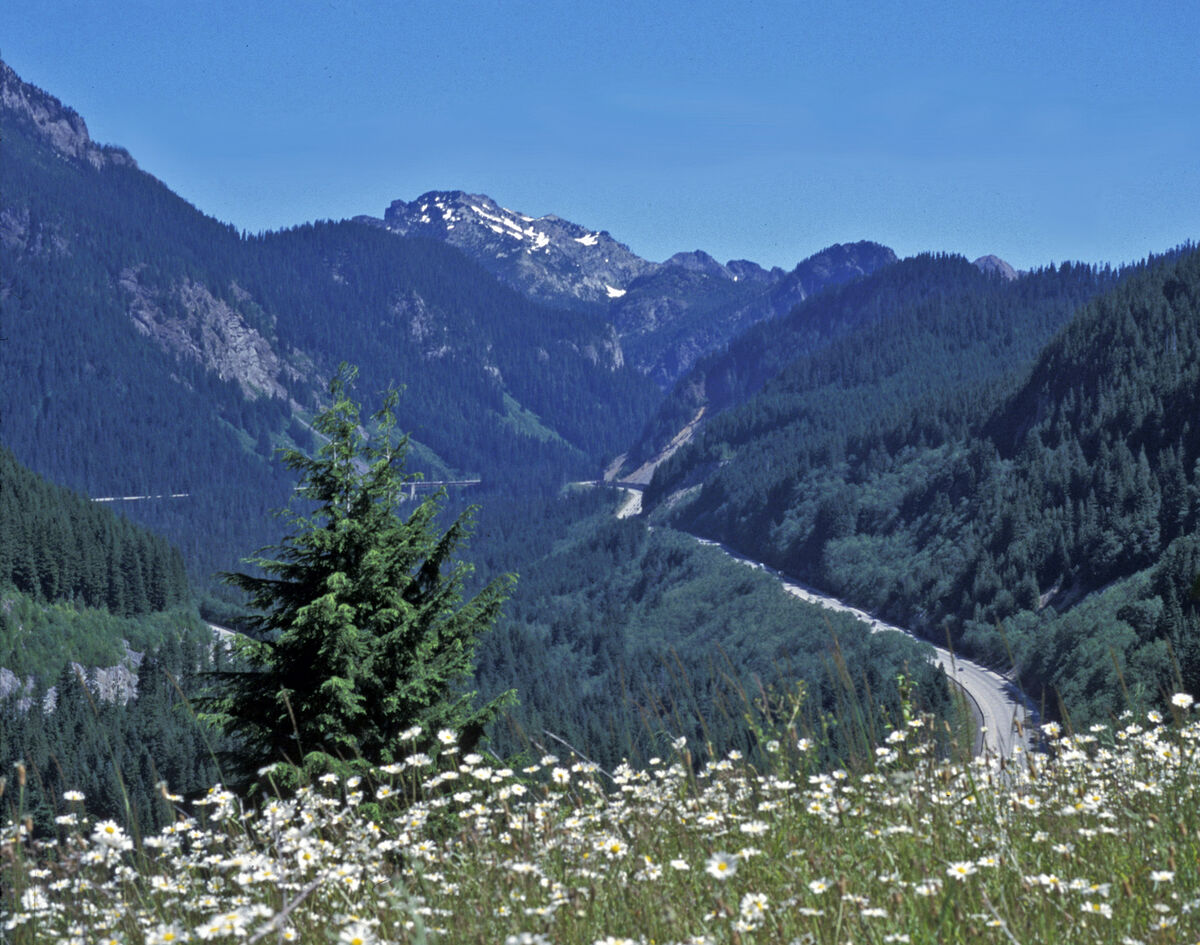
[644,247,1200,724]
[5,53,1200,849]
[470,490,951,769]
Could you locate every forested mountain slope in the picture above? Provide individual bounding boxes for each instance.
[0,446,188,619]
[637,253,1116,485]
[0,445,223,831]
[0,59,659,586]
[468,491,949,767]
[645,247,1200,721]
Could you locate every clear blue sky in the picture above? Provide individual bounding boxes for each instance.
[3,0,1198,271]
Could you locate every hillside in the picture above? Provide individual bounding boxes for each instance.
[0,446,188,621]
[644,247,1200,721]
[0,445,224,830]
[0,59,660,586]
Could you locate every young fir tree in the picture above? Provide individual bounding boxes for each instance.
[205,367,514,786]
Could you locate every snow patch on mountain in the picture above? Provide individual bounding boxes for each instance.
[381,191,656,306]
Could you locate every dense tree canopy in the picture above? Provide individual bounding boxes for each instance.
[645,247,1200,723]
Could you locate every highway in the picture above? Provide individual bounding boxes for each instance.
[689,536,1038,759]
[568,482,1036,758]
[210,476,1034,759]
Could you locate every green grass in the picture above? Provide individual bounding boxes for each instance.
[4,695,1200,944]
[498,392,578,450]
[0,591,208,681]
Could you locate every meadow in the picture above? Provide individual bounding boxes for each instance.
[3,696,1199,944]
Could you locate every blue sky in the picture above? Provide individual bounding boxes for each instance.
[3,0,1198,271]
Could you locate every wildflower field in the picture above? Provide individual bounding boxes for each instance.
[4,703,1200,945]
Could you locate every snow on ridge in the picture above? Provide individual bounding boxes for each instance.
[605,285,626,299]
[574,233,600,247]
[469,202,559,247]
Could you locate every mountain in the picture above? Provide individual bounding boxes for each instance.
[611,241,897,388]
[638,244,1200,722]
[367,189,899,388]
[623,251,1002,476]
[0,59,660,588]
[367,190,656,309]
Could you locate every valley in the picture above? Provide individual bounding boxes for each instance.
[2,51,1199,816]
[4,4,1200,940]
[691,536,1037,757]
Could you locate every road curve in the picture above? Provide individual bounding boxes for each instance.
[689,537,1037,759]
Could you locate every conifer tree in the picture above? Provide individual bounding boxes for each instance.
[206,366,514,785]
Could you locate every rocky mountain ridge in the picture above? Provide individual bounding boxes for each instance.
[366,190,900,387]
[361,190,657,308]
[0,59,136,171]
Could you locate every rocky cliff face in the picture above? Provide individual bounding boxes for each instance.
[1,641,142,713]
[121,268,309,401]
[0,58,136,170]
[67,642,143,706]
[0,667,40,713]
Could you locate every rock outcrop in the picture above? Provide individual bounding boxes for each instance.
[371,191,658,309]
[1,641,143,713]
[121,268,306,400]
[973,254,1020,281]
[0,58,136,170]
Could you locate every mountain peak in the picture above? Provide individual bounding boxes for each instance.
[0,59,136,170]
[803,241,899,278]
[663,250,733,280]
[381,192,656,307]
[973,254,1019,281]
[765,241,899,314]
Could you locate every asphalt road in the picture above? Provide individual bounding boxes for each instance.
[690,537,1037,759]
